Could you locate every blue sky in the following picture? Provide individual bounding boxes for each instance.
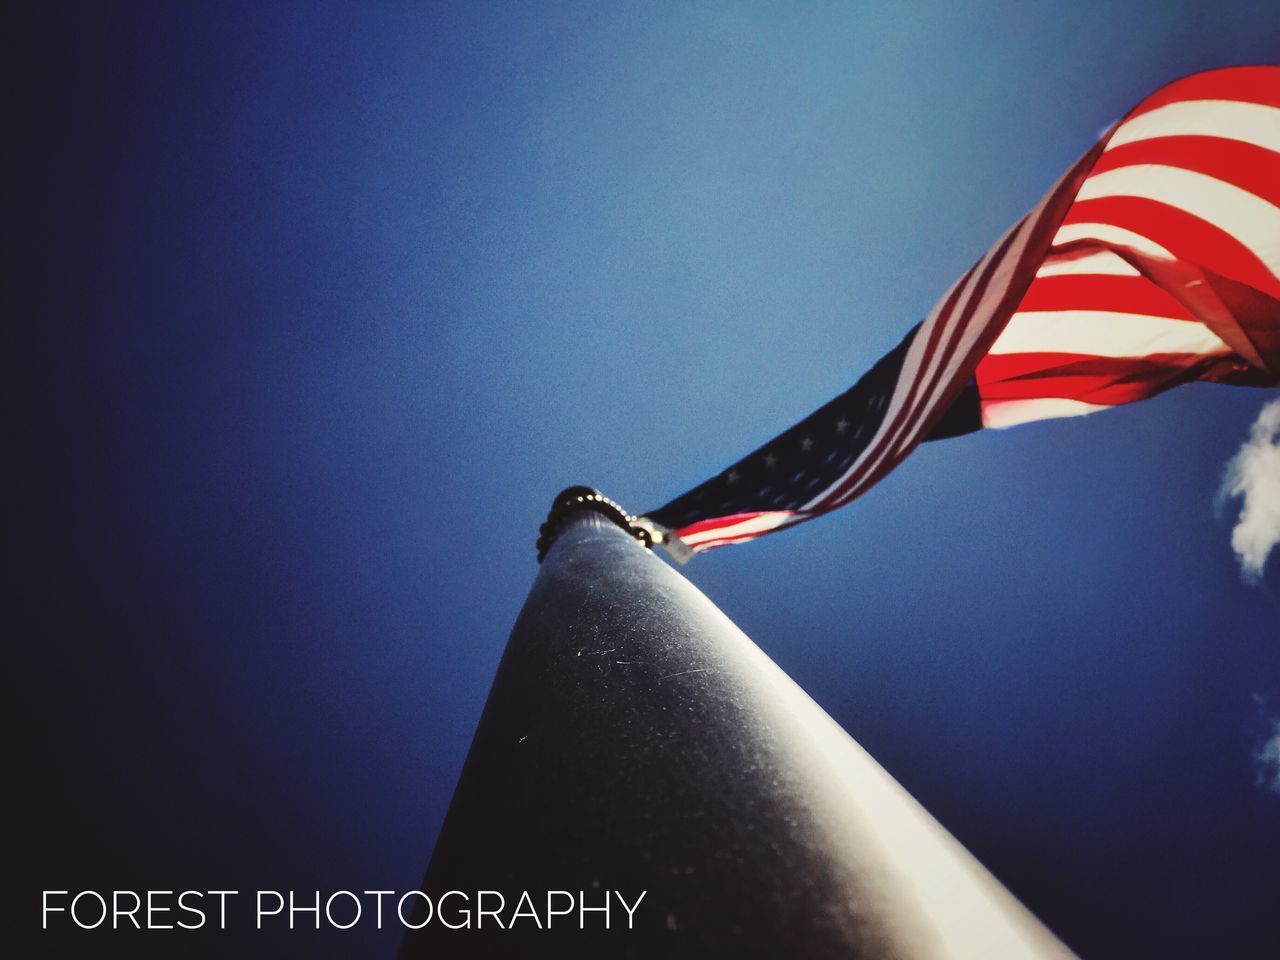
[14,2,1278,957]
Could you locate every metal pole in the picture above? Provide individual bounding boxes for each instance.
[401,491,1072,958]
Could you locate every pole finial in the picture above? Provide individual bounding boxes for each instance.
[536,486,652,562]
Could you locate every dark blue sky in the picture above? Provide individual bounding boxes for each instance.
[13,3,1278,957]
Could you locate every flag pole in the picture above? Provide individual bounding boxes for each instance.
[400,488,1073,957]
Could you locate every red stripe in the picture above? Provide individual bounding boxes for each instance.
[1092,136,1280,209]
[976,351,1228,403]
[689,529,781,551]
[1062,195,1280,300]
[674,510,785,538]
[1017,273,1196,318]
[1125,66,1280,118]
[829,220,1030,508]
[825,145,1106,510]
[685,535,742,553]
[669,265,985,540]
[679,514,810,551]
[808,255,987,511]
[872,149,1115,473]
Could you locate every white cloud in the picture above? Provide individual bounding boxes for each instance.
[1218,396,1280,583]
[1254,717,1280,796]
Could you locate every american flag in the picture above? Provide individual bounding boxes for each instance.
[640,66,1280,559]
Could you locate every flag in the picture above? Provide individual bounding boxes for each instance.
[640,66,1280,559]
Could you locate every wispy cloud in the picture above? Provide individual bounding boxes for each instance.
[1254,716,1280,796]
[1218,397,1280,584]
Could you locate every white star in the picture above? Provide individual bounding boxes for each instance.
[800,436,814,452]
[763,452,778,469]
[725,469,740,484]
[835,417,849,433]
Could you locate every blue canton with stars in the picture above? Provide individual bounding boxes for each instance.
[647,324,981,530]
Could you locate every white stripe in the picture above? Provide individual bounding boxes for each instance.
[1036,250,1140,277]
[808,150,1083,512]
[795,266,978,512]
[1107,99,1280,154]
[915,253,1002,408]
[804,226,1017,512]
[816,201,1052,510]
[679,511,796,546]
[981,397,1112,429]
[877,211,1046,467]
[1052,222,1174,260]
[700,511,811,549]
[988,310,1229,358]
[688,526,793,551]
[1076,163,1280,281]
[913,213,1042,408]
